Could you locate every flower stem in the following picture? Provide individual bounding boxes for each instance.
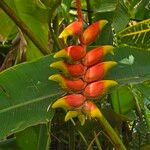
[76,0,83,23]
[85,0,92,24]
[97,110,126,150]
[76,0,85,45]
[69,121,75,150]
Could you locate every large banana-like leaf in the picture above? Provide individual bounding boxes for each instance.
[105,46,150,83]
[117,19,150,50]
[0,55,64,139]
[0,46,150,139]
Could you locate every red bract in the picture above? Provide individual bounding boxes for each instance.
[66,63,86,77]
[54,45,86,61]
[84,61,117,83]
[49,74,86,92]
[83,80,118,98]
[49,19,118,125]
[83,45,114,67]
[50,61,86,77]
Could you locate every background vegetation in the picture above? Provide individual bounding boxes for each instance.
[0,0,150,149]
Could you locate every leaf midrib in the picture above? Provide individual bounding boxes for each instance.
[119,28,150,37]
[0,92,64,114]
[117,19,150,34]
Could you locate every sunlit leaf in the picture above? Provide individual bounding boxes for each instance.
[117,19,150,49]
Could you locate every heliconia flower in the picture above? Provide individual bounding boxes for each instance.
[83,80,118,98]
[83,45,114,67]
[52,94,86,110]
[84,61,117,83]
[54,45,86,61]
[50,61,86,77]
[82,20,108,45]
[65,111,85,125]
[83,101,101,119]
[49,74,86,91]
[59,21,83,43]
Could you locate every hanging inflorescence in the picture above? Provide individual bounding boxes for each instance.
[49,19,118,125]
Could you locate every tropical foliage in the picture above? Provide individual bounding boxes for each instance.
[0,0,150,149]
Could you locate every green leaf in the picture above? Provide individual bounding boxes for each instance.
[36,124,50,150]
[111,86,134,115]
[134,0,150,20]
[0,55,64,139]
[0,138,18,150]
[12,0,50,58]
[102,107,136,124]
[105,46,150,84]
[0,1,16,42]
[16,126,38,150]
[135,84,150,100]
[15,124,50,150]
[93,0,118,13]
[117,19,150,49]
[134,84,150,128]
[112,1,130,32]
[1,45,150,139]
[1,0,50,60]
[94,24,113,45]
[92,1,130,42]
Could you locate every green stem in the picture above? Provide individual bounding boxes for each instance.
[94,131,102,150]
[133,96,143,121]
[97,110,126,150]
[37,124,50,150]
[0,0,49,55]
[48,0,62,51]
[70,7,93,13]
[131,88,143,121]
[69,121,75,150]
[49,24,62,50]
[85,0,92,24]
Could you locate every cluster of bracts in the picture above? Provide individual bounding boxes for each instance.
[49,20,118,125]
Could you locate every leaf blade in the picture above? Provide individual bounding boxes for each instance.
[117,19,150,49]
[0,55,64,139]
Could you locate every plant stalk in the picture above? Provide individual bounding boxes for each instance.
[97,110,126,150]
[76,0,83,22]
[76,0,85,46]
[69,121,75,150]
[0,0,49,55]
[85,0,92,24]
